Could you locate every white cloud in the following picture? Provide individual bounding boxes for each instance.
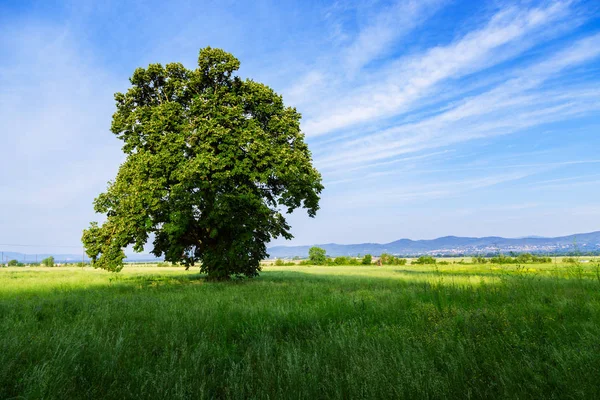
[342,0,446,76]
[316,33,600,171]
[324,169,541,210]
[302,0,576,137]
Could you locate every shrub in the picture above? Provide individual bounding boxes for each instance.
[563,257,578,264]
[438,261,450,265]
[413,255,437,265]
[333,256,346,265]
[379,253,407,265]
[490,254,553,264]
[7,259,18,266]
[472,256,487,264]
[531,255,552,263]
[490,255,514,264]
[516,253,533,264]
[274,259,285,266]
[362,254,372,265]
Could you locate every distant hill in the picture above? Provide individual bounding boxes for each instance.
[3,231,599,263]
[267,231,600,258]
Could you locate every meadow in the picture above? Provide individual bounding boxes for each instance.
[1,262,599,399]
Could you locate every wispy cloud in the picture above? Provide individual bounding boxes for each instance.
[2,0,600,249]
[316,32,600,171]
[302,0,577,137]
[325,169,540,209]
[341,0,446,76]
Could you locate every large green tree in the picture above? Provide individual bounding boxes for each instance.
[308,246,327,265]
[83,47,323,280]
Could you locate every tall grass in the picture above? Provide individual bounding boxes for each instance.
[1,263,599,399]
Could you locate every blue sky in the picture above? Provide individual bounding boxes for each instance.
[1,0,600,254]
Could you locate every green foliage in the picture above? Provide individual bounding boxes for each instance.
[472,256,488,264]
[379,253,407,265]
[438,261,450,265]
[41,257,54,267]
[308,247,327,265]
[274,259,285,266]
[563,257,578,264]
[329,256,358,266]
[413,255,437,265]
[82,47,323,279]
[361,254,372,265]
[491,253,552,264]
[7,260,18,266]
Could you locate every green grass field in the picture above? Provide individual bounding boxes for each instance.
[1,263,599,399]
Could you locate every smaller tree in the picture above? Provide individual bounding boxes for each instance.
[308,247,327,265]
[41,256,55,267]
[362,254,372,265]
[7,259,18,266]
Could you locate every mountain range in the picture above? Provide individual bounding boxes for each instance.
[266,231,600,258]
[3,231,599,263]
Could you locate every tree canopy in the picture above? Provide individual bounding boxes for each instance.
[41,257,54,267]
[308,247,327,265]
[82,47,323,279]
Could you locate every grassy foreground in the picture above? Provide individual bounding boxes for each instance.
[1,263,599,399]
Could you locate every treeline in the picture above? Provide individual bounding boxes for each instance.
[1,256,56,267]
[275,249,446,266]
[271,248,562,266]
[480,253,553,264]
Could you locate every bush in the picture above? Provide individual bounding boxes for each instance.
[333,256,346,265]
[380,253,407,265]
[274,259,285,266]
[362,254,372,265]
[413,255,437,265]
[490,255,514,264]
[490,253,553,264]
[563,257,578,264]
[330,256,358,265]
[438,261,450,265]
[7,259,18,266]
[472,256,487,264]
[531,255,552,263]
